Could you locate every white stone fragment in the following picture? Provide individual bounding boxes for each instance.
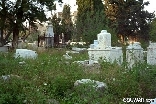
[19,61,26,65]
[63,53,72,59]
[1,75,10,81]
[73,60,99,66]
[66,51,79,54]
[72,47,87,52]
[74,79,107,91]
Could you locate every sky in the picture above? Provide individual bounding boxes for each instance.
[8,0,156,17]
[53,0,156,13]
[144,0,156,13]
[55,0,77,12]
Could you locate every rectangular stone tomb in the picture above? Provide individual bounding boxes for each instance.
[88,47,123,64]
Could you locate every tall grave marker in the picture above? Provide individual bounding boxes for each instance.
[45,21,54,48]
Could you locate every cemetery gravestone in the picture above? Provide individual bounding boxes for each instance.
[15,49,37,59]
[45,22,54,48]
[88,30,156,67]
[147,42,156,65]
[126,42,144,68]
[97,30,111,49]
[88,30,123,65]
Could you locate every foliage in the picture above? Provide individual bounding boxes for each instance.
[51,13,63,45]
[104,0,155,42]
[0,0,61,47]
[61,4,74,42]
[51,14,62,35]
[51,4,73,45]
[76,0,111,44]
[149,18,156,42]
[0,49,156,103]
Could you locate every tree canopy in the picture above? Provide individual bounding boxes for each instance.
[149,18,156,42]
[61,4,73,42]
[0,0,61,47]
[104,0,155,42]
[76,0,108,43]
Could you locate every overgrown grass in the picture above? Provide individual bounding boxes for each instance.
[0,49,156,104]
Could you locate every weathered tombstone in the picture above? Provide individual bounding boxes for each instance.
[126,42,144,68]
[45,22,54,48]
[97,30,111,49]
[110,47,123,64]
[147,42,156,65]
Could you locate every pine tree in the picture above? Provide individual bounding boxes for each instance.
[76,0,107,43]
[62,4,73,42]
[51,13,63,45]
[149,18,156,42]
[104,0,155,42]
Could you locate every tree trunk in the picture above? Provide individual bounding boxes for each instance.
[0,28,4,46]
[12,27,19,49]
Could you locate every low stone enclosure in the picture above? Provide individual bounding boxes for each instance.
[88,30,156,68]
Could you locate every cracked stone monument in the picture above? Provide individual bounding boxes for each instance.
[88,30,123,64]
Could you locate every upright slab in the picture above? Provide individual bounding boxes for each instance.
[126,42,144,68]
[147,42,156,65]
[45,22,54,48]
